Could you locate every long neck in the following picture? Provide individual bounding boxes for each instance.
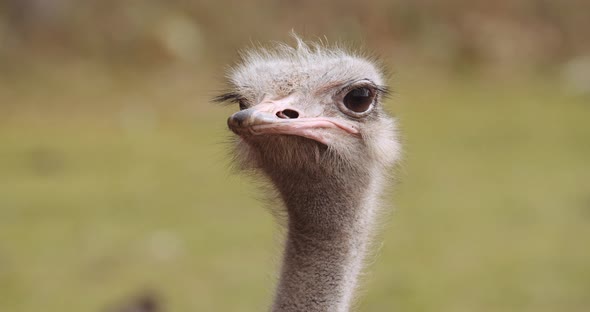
[270,168,383,312]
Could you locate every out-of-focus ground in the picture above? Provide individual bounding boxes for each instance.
[1,1,590,311]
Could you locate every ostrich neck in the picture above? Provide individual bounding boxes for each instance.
[270,167,383,312]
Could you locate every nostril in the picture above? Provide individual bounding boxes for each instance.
[276,109,299,119]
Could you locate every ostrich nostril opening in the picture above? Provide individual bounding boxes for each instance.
[276,109,299,119]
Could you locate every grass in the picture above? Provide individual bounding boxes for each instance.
[0,68,589,311]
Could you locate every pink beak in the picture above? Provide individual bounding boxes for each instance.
[227,103,359,145]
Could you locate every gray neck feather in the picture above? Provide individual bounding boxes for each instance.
[269,167,383,312]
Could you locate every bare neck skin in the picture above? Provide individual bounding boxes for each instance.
[269,167,383,312]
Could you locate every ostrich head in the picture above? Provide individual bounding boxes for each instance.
[216,37,402,311]
[217,38,400,183]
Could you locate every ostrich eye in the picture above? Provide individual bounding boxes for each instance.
[343,87,375,113]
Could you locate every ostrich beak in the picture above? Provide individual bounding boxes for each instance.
[227,104,359,145]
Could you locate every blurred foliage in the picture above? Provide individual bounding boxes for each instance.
[1,1,590,312]
[1,0,590,72]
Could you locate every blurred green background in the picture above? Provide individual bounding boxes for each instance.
[1,1,589,311]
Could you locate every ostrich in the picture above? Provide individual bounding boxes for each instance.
[215,37,401,312]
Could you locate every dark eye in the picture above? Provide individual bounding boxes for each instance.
[343,87,375,113]
[238,100,247,110]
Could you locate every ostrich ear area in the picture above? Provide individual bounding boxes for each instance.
[227,107,360,145]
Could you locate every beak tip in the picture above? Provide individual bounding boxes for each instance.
[227,114,244,132]
[229,110,252,126]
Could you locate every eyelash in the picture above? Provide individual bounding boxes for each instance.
[339,83,388,97]
[213,92,247,106]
